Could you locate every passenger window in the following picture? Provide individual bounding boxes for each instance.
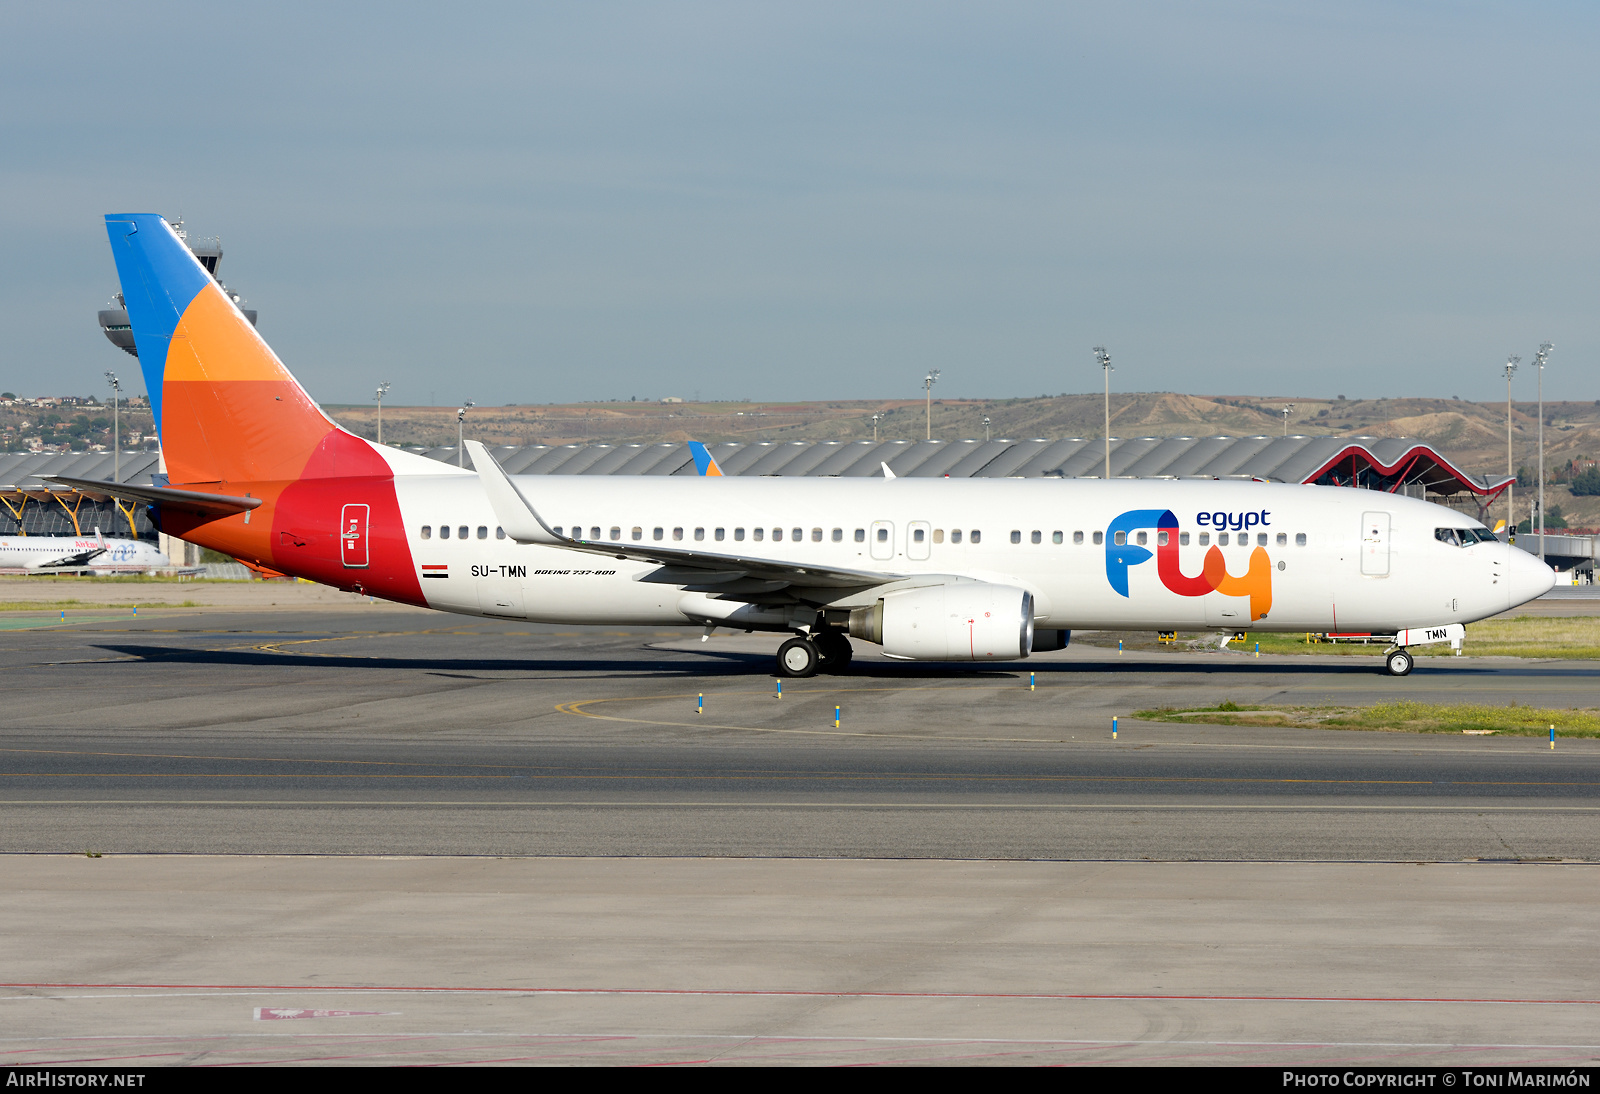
[1073,531,1084,545]
[913,528,926,543]
[971,530,982,544]
[673,527,683,541]
[876,528,889,542]
[951,530,963,544]
[1157,531,1168,546]
[1179,532,1189,546]
[1257,533,1267,546]
[812,528,823,542]
[694,528,704,541]
[631,527,643,541]
[1092,531,1103,545]
[1276,533,1287,546]
[1218,533,1229,545]
[590,526,601,540]
[1199,532,1210,546]
[610,527,621,541]
[793,528,803,542]
[735,528,745,541]
[772,528,782,541]
[1296,533,1307,546]
[933,529,945,544]
[496,527,505,540]
[420,525,432,540]
[1135,531,1147,546]
[715,528,725,541]
[753,528,764,541]
[1030,530,1041,544]
[653,527,664,541]
[1114,531,1126,546]
[855,528,866,542]
[831,528,842,542]
[440,525,450,540]
[1052,531,1063,544]
[458,526,469,540]
[477,526,488,539]
[1011,530,1022,544]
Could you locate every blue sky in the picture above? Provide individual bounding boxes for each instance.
[1,2,1595,407]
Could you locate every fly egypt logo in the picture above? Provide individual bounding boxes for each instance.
[1105,509,1274,621]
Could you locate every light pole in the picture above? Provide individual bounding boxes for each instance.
[1504,355,1519,538]
[1093,346,1112,478]
[374,382,391,446]
[1535,343,1553,560]
[457,400,475,467]
[982,416,991,442]
[923,370,940,440]
[870,413,882,443]
[1280,403,1295,436]
[103,370,119,484]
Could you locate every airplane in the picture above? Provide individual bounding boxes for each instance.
[0,528,172,574]
[49,214,1555,678]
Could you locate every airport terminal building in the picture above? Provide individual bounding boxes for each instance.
[3,432,1544,564]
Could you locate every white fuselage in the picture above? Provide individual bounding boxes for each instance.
[385,475,1553,633]
[0,535,170,573]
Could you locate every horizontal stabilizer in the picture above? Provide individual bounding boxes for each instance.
[44,476,262,518]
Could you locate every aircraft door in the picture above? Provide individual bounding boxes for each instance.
[870,521,895,561]
[340,504,370,569]
[907,521,931,561]
[1360,511,1390,576]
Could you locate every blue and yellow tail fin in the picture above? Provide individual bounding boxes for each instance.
[687,441,724,477]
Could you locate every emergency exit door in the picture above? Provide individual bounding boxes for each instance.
[341,504,370,568]
[1360,511,1389,576]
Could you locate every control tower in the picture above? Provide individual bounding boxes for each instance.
[96,219,258,356]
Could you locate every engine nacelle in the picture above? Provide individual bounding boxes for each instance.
[850,583,1034,661]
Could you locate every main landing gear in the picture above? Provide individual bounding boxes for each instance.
[775,631,854,678]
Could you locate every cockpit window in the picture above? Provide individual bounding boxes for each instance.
[1437,527,1498,547]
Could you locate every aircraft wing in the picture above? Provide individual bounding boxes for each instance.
[465,439,899,592]
[31,547,108,570]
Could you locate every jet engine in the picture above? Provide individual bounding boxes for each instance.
[849,583,1034,661]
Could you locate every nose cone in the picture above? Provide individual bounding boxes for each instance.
[1505,545,1557,610]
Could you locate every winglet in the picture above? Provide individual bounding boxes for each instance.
[881,462,896,480]
[464,440,564,545]
[688,441,724,477]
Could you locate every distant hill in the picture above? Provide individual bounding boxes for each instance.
[327,392,1598,476]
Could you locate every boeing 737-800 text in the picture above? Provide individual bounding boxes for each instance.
[49,215,1554,677]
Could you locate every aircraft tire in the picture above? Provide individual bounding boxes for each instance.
[777,636,820,678]
[815,631,853,674]
[1385,648,1414,677]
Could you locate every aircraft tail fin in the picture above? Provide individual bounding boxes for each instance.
[687,441,724,477]
[104,214,342,486]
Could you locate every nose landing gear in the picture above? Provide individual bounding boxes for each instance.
[1384,648,1414,676]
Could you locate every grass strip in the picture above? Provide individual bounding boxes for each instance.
[0,600,199,612]
[1135,700,1600,737]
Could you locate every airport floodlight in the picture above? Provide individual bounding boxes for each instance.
[374,381,392,446]
[1504,356,1520,538]
[457,400,475,467]
[982,415,991,442]
[104,371,120,484]
[1093,347,1113,478]
[923,370,941,440]
[1534,344,1553,559]
[1280,404,1294,436]
[871,412,883,443]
